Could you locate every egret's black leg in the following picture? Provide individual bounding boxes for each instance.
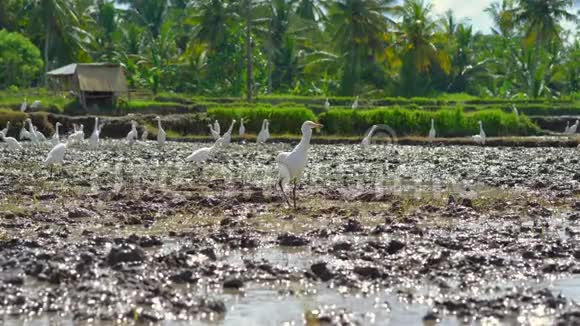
[292,180,298,209]
[278,179,291,207]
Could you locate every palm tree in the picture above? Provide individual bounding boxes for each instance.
[292,0,328,21]
[485,0,516,37]
[191,0,236,52]
[511,0,575,97]
[117,0,168,38]
[25,0,89,83]
[396,0,450,96]
[328,0,396,95]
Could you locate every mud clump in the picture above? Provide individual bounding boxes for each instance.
[106,244,146,265]
[277,233,309,246]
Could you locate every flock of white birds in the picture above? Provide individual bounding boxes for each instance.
[1,98,577,206]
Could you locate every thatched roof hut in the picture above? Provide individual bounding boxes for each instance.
[47,63,128,109]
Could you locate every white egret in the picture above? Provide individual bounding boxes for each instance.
[19,123,30,140]
[30,100,41,110]
[239,118,246,137]
[89,117,100,149]
[0,131,22,152]
[361,125,378,147]
[213,120,221,135]
[141,129,149,141]
[34,126,47,142]
[186,139,222,173]
[52,122,62,146]
[565,121,571,134]
[472,121,486,145]
[352,96,359,109]
[44,141,68,177]
[257,119,270,144]
[20,97,27,112]
[276,121,323,208]
[155,116,166,148]
[208,124,220,140]
[26,119,38,144]
[325,98,330,110]
[428,119,436,143]
[68,124,84,145]
[1,121,10,135]
[126,120,138,145]
[218,120,236,144]
[569,120,579,135]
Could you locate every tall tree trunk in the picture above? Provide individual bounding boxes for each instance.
[245,0,253,102]
[44,25,51,86]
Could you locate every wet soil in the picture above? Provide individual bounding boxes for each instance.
[1,140,580,324]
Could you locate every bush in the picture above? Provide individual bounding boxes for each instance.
[319,107,539,137]
[0,31,43,88]
[208,106,317,134]
[0,108,27,138]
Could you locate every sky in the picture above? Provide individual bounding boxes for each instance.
[426,0,579,35]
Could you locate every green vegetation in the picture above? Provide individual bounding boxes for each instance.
[0,30,43,89]
[208,106,317,134]
[0,0,576,99]
[320,107,538,136]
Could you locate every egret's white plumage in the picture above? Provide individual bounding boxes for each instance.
[155,116,166,148]
[352,96,359,109]
[26,119,38,144]
[568,120,579,135]
[428,119,436,143]
[208,124,220,140]
[68,124,85,145]
[472,121,486,145]
[1,121,10,136]
[186,139,222,168]
[213,120,221,135]
[0,131,22,151]
[52,122,62,146]
[20,98,27,112]
[239,118,246,137]
[218,120,236,144]
[257,119,270,144]
[19,123,30,140]
[141,129,149,141]
[565,121,571,134]
[361,125,378,147]
[34,126,47,141]
[44,141,68,176]
[89,117,100,149]
[325,98,330,110]
[126,120,138,145]
[276,121,323,207]
[512,104,519,117]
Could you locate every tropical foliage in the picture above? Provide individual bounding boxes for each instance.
[0,0,577,99]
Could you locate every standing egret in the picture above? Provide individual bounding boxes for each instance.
[141,129,149,141]
[276,121,323,208]
[428,119,436,143]
[239,118,246,137]
[361,125,378,147]
[0,131,23,152]
[126,120,138,145]
[219,120,236,144]
[325,98,330,110]
[34,126,47,142]
[565,121,571,134]
[352,96,359,109]
[89,117,100,149]
[472,121,486,145]
[208,124,220,140]
[69,124,84,145]
[155,116,166,148]
[213,120,221,135]
[1,121,10,136]
[20,98,27,112]
[26,119,38,144]
[257,119,270,144]
[52,122,62,146]
[186,139,222,173]
[19,123,30,140]
[44,141,68,177]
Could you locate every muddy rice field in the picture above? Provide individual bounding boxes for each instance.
[1,140,580,325]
